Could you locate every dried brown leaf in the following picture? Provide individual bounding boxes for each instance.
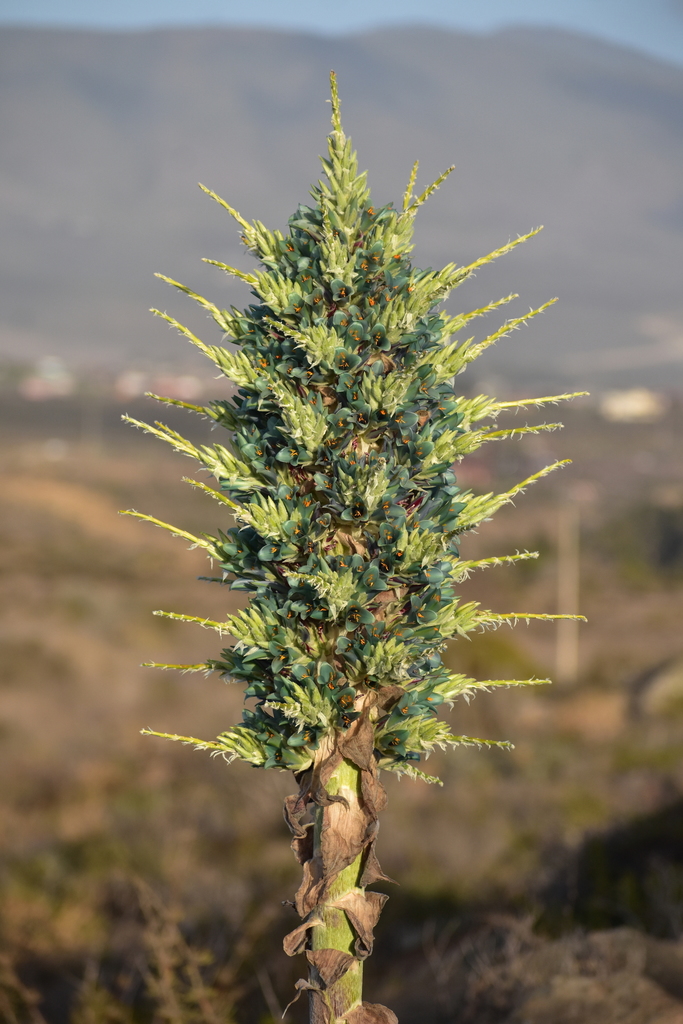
[340,716,375,771]
[305,949,356,988]
[374,686,405,712]
[283,911,324,957]
[345,1001,399,1023]
[310,990,333,1024]
[294,857,325,918]
[282,978,331,1024]
[360,839,395,887]
[331,890,389,959]
[322,794,368,878]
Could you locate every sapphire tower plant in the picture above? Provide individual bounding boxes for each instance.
[124,73,584,1024]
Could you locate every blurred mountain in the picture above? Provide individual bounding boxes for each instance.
[1,24,683,387]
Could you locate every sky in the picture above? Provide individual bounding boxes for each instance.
[1,0,683,67]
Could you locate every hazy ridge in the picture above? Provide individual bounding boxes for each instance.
[1,24,682,388]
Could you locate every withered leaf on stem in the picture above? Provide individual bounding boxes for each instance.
[283,721,392,965]
[283,793,314,865]
[374,686,405,713]
[306,948,357,988]
[331,890,389,959]
[282,978,331,1024]
[283,791,309,838]
[293,858,325,918]
[345,1001,399,1024]
[322,800,367,875]
[360,838,395,887]
[339,716,375,771]
[340,716,387,820]
[316,747,347,801]
[283,911,324,957]
[310,990,333,1024]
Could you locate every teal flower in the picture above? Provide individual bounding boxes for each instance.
[379,523,397,545]
[346,321,368,346]
[287,727,319,749]
[344,603,374,631]
[379,500,406,525]
[377,730,410,758]
[394,410,419,428]
[341,500,368,523]
[369,323,391,350]
[278,238,300,258]
[276,443,312,466]
[333,349,362,373]
[332,309,351,329]
[330,279,352,303]
[304,287,325,311]
[411,439,434,461]
[259,541,298,562]
[361,563,388,591]
[283,292,304,315]
[422,566,446,585]
[309,598,330,620]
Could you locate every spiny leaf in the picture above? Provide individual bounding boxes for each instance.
[122,416,265,491]
[266,316,338,367]
[433,300,558,384]
[145,392,218,419]
[456,390,588,428]
[182,478,240,508]
[384,763,444,786]
[402,159,419,211]
[483,421,563,441]
[435,674,551,704]
[406,164,455,213]
[198,184,285,263]
[442,733,514,751]
[119,510,219,555]
[439,294,518,339]
[463,299,558,364]
[455,460,571,531]
[495,391,590,412]
[150,308,216,360]
[201,257,258,284]
[140,728,236,755]
[153,275,236,333]
[486,612,587,626]
[451,551,539,578]
[461,226,544,274]
[152,610,233,634]
[328,69,343,134]
[141,662,214,674]
[197,184,252,231]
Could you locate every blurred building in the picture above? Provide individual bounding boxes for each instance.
[19,356,75,400]
[599,388,668,423]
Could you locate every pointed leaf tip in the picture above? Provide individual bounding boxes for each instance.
[197,183,251,230]
[329,69,342,133]
[402,159,419,211]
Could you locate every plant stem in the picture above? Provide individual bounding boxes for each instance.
[311,757,364,1022]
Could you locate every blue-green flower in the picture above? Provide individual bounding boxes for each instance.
[344,603,375,631]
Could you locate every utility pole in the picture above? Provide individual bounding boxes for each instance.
[80,378,105,455]
[556,498,581,685]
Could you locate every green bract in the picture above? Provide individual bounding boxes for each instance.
[127,74,585,783]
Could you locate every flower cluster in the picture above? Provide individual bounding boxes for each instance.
[129,73,582,783]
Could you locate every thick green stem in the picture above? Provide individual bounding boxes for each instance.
[311,757,364,1022]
